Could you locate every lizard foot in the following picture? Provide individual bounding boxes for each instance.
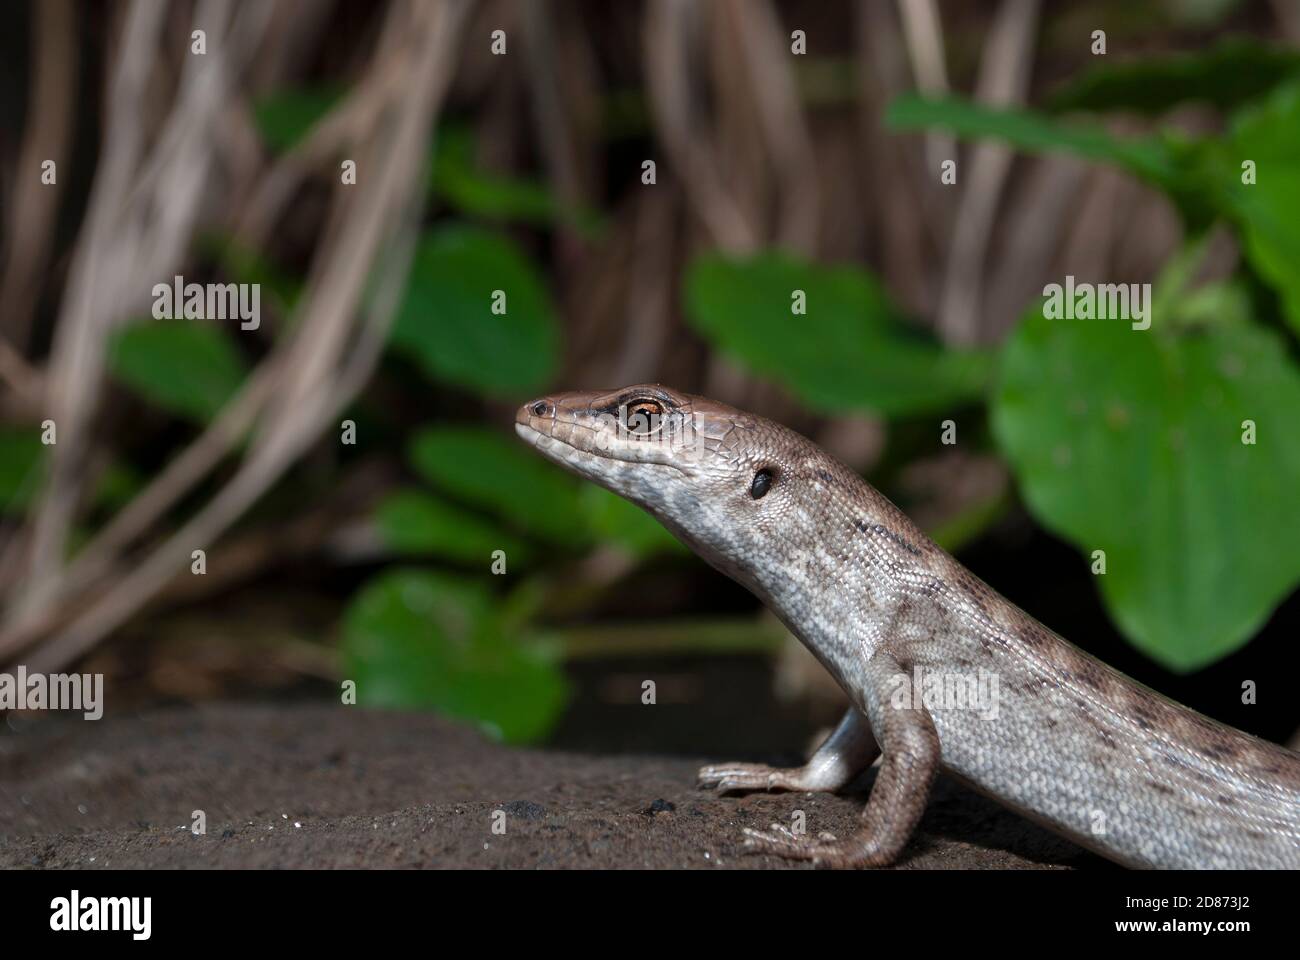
[697,762,807,794]
[741,823,891,868]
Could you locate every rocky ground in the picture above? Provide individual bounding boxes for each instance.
[0,703,1105,869]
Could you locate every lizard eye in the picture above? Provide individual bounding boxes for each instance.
[624,398,664,436]
[750,468,774,499]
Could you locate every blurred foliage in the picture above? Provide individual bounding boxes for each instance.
[993,289,1300,670]
[1205,83,1300,336]
[83,42,1300,734]
[204,235,303,319]
[353,425,678,738]
[108,320,249,422]
[888,79,1300,335]
[410,427,585,546]
[0,428,44,515]
[1046,38,1300,115]
[252,87,341,152]
[886,93,1186,190]
[254,90,600,230]
[341,569,567,742]
[887,56,1300,671]
[406,426,679,556]
[432,128,603,233]
[372,489,532,565]
[685,253,992,416]
[75,89,663,741]
[390,226,559,397]
[1,429,142,524]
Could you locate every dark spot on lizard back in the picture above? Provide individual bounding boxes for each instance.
[815,469,835,485]
[1149,781,1174,795]
[1215,794,1237,807]
[1200,742,1241,761]
[1018,623,1049,648]
[954,573,997,626]
[921,577,946,598]
[854,519,923,556]
[1129,702,1160,731]
[1074,662,1111,693]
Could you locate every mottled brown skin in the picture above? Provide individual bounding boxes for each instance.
[516,385,1300,869]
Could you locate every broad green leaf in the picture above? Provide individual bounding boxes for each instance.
[108,321,248,422]
[409,426,588,546]
[581,485,684,557]
[886,94,1183,188]
[374,489,529,564]
[1047,39,1300,116]
[407,427,681,558]
[432,128,602,232]
[252,88,339,152]
[341,569,568,742]
[684,252,991,416]
[390,226,558,396]
[0,429,44,515]
[992,302,1300,671]
[1210,82,1300,336]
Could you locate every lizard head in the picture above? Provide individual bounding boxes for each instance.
[515,384,828,586]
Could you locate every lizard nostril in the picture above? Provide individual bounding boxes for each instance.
[532,401,550,417]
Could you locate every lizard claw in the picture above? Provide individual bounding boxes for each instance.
[741,824,847,866]
[742,822,801,847]
[697,762,787,794]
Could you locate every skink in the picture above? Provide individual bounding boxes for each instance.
[515,384,1300,868]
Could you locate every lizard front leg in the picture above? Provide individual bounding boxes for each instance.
[743,652,940,868]
[697,706,879,794]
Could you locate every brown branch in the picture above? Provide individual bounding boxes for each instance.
[0,0,78,353]
[18,0,272,619]
[21,0,474,674]
[644,0,758,252]
[935,0,1040,347]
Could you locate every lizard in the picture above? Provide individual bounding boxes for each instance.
[514,383,1300,869]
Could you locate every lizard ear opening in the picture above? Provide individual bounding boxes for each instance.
[750,468,775,499]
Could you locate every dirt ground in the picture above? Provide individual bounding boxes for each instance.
[0,703,1105,869]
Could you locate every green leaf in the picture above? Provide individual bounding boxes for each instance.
[390,226,559,396]
[108,321,249,422]
[1210,82,1300,336]
[886,94,1183,187]
[684,252,992,416]
[1047,39,1300,116]
[93,461,145,513]
[252,88,340,152]
[201,234,302,319]
[409,426,588,546]
[0,429,44,515]
[581,485,684,557]
[373,489,529,564]
[992,303,1300,671]
[341,569,568,742]
[432,128,602,233]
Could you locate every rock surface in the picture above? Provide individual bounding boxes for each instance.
[0,704,1106,869]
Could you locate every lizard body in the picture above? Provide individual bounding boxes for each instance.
[515,384,1300,868]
